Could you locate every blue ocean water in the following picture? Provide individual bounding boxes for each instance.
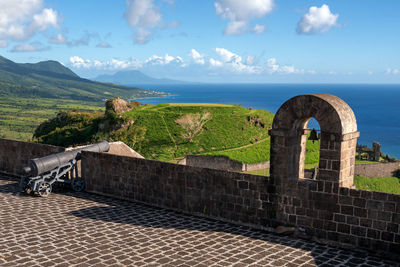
[134,84,400,159]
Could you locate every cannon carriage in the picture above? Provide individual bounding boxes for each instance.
[20,141,109,197]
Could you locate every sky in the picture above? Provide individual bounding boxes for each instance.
[1,0,400,83]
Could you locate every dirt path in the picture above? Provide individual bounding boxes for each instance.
[214,137,269,153]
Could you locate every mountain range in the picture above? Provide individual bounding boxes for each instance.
[95,70,189,85]
[0,56,165,101]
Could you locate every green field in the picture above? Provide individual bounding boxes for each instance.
[123,103,274,162]
[0,97,103,140]
[354,175,400,194]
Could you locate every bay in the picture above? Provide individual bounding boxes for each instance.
[133,83,400,159]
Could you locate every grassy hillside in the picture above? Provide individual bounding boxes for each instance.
[0,97,103,140]
[0,55,168,101]
[34,102,274,162]
[123,103,274,161]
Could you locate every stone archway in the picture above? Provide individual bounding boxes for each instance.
[269,94,359,189]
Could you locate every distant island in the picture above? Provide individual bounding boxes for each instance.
[95,70,191,86]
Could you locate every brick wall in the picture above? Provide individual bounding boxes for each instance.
[179,155,270,172]
[82,151,277,229]
[355,162,400,177]
[181,155,244,172]
[0,138,65,176]
[82,151,399,257]
[277,178,400,255]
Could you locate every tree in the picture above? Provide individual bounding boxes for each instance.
[110,125,147,152]
[175,112,211,143]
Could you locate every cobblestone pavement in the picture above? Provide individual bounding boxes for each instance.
[0,177,398,267]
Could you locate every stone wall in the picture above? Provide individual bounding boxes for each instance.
[82,151,400,257]
[181,155,244,172]
[355,162,400,178]
[0,138,65,176]
[82,151,277,229]
[179,155,269,172]
[244,161,270,172]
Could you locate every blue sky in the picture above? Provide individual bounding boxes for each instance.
[1,0,400,83]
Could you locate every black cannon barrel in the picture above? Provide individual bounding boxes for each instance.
[24,141,110,176]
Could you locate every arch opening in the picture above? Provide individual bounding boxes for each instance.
[304,118,320,179]
[269,94,359,188]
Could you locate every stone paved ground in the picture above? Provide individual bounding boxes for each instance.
[0,177,398,267]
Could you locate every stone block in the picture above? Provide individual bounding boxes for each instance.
[340,205,354,216]
[337,223,350,234]
[354,208,367,218]
[351,226,366,237]
[353,198,366,208]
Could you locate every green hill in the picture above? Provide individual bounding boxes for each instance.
[33,100,274,163]
[0,55,167,101]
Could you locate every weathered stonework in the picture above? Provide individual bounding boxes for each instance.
[269,94,359,189]
[0,138,65,176]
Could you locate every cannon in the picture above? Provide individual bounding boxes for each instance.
[20,141,109,197]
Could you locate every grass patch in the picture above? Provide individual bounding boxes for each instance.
[0,96,103,141]
[123,103,274,161]
[354,175,400,194]
[204,139,270,164]
[355,160,380,165]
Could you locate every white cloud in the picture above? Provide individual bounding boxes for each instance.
[96,42,112,48]
[0,0,60,45]
[134,28,151,44]
[215,0,274,35]
[31,8,58,31]
[49,33,66,44]
[266,57,304,74]
[69,56,142,70]
[386,68,400,75]
[209,58,223,67]
[189,49,205,65]
[368,71,373,75]
[125,0,176,44]
[144,54,185,66]
[10,41,50,52]
[0,40,8,48]
[215,47,261,73]
[252,24,266,34]
[297,4,339,34]
[245,56,255,65]
[224,20,248,35]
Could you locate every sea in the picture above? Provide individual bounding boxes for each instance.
[133,83,400,159]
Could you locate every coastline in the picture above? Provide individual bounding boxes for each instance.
[130,94,177,100]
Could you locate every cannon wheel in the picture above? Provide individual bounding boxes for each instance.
[37,182,52,197]
[71,178,85,192]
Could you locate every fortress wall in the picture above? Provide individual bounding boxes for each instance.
[279,178,400,256]
[82,151,277,230]
[0,138,65,176]
[184,155,244,172]
[181,155,270,172]
[355,162,400,177]
[82,151,400,257]
[244,161,270,172]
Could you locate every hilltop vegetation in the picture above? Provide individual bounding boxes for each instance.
[34,100,274,163]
